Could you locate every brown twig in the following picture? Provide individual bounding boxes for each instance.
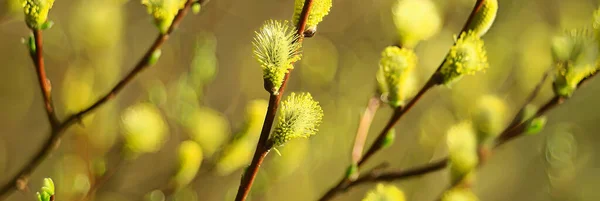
[31,29,60,129]
[351,96,382,164]
[318,1,507,199]
[0,1,198,199]
[321,69,564,200]
[233,1,315,201]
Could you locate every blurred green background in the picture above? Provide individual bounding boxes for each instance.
[1,0,600,200]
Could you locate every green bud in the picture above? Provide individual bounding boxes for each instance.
[269,92,323,147]
[40,20,53,30]
[36,178,54,201]
[345,164,359,181]
[376,46,418,108]
[392,0,442,48]
[551,29,600,98]
[292,0,332,31]
[192,2,201,14]
[440,31,489,86]
[382,129,396,149]
[172,140,203,188]
[141,0,187,33]
[446,121,478,185]
[441,187,479,201]
[524,116,547,135]
[472,95,506,145]
[28,34,36,55]
[252,20,302,94]
[22,0,55,29]
[464,0,498,37]
[148,49,162,65]
[362,183,406,201]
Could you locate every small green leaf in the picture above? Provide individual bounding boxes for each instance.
[28,34,36,55]
[525,116,547,135]
[345,164,359,180]
[148,49,162,65]
[40,21,54,30]
[36,178,54,201]
[192,3,201,14]
[382,129,396,149]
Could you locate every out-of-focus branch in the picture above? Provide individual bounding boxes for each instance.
[0,1,200,199]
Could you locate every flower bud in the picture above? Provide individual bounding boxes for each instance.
[381,129,396,149]
[269,92,323,147]
[22,0,55,29]
[525,116,547,135]
[141,0,186,33]
[376,46,418,107]
[392,0,442,48]
[362,183,406,201]
[252,20,302,94]
[36,178,54,201]
[447,121,478,185]
[440,31,489,86]
[464,0,498,37]
[293,0,332,31]
[472,95,506,145]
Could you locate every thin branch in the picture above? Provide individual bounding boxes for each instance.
[318,1,510,199]
[0,1,198,199]
[233,1,315,201]
[78,156,125,201]
[505,69,552,129]
[351,96,382,164]
[318,159,447,201]
[31,29,60,129]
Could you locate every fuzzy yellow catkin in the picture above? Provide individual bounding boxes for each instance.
[472,95,506,145]
[392,0,442,48]
[551,29,600,97]
[172,140,203,188]
[269,92,323,147]
[141,0,186,33]
[464,0,498,37]
[252,20,302,94]
[362,184,406,201]
[22,0,55,29]
[446,121,478,185]
[441,187,479,201]
[440,31,489,85]
[376,46,418,107]
[292,0,332,31]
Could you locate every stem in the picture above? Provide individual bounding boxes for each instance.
[358,75,438,166]
[31,29,60,129]
[318,1,506,199]
[351,96,382,164]
[233,1,315,200]
[0,1,198,199]
[234,94,278,201]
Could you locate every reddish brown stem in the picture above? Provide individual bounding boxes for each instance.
[31,29,59,129]
[319,1,500,199]
[233,1,315,200]
[0,1,197,199]
[234,94,278,201]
